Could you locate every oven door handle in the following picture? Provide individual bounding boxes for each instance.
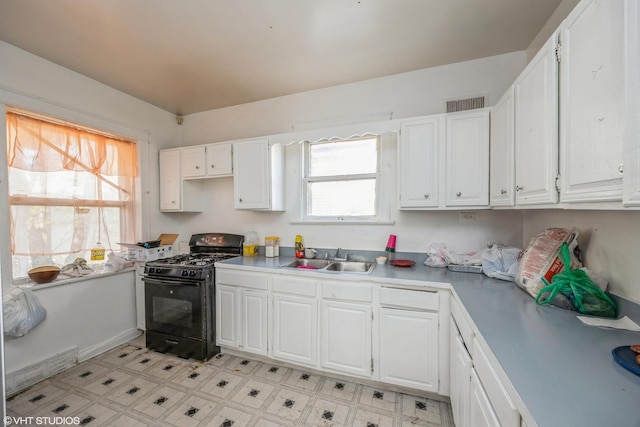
[142,276,201,287]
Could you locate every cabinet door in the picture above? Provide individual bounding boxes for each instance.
[624,0,640,206]
[159,149,182,211]
[450,322,472,427]
[560,0,625,202]
[135,263,146,330]
[233,139,271,209]
[469,369,501,427]
[514,33,559,205]
[206,143,233,177]
[398,116,444,208]
[320,300,372,378]
[445,110,490,207]
[242,289,268,356]
[216,284,239,348]
[272,293,318,367]
[490,87,516,207]
[379,308,439,392]
[181,146,206,178]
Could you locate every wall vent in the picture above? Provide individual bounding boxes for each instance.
[446,96,486,113]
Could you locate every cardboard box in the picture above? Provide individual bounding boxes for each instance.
[125,244,174,261]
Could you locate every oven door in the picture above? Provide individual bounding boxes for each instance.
[143,276,205,339]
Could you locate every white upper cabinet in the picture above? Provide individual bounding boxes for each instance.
[233,138,285,211]
[159,148,202,212]
[398,115,444,208]
[514,32,559,206]
[560,0,626,203]
[624,0,640,206]
[182,143,233,179]
[399,110,489,209]
[445,110,490,207]
[490,86,515,207]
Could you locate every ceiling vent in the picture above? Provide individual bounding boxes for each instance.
[446,96,486,113]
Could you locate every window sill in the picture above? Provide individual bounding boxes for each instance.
[290,219,395,225]
[12,266,136,291]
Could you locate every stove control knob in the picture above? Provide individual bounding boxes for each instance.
[181,270,189,277]
[147,268,154,274]
[190,271,197,277]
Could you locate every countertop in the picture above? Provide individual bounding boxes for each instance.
[216,255,640,427]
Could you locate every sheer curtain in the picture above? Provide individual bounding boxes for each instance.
[6,112,138,277]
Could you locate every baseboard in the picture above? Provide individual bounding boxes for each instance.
[78,327,142,362]
[6,347,78,396]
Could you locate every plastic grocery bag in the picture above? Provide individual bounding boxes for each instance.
[3,287,47,338]
[535,242,618,318]
[481,245,522,282]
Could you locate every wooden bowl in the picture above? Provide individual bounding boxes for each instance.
[28,266,61,284]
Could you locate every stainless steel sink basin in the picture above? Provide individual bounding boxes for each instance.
[284,259,333,269]
[324,261,375,274]
[281,259,375,274]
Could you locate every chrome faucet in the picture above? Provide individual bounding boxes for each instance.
[333,248,349,261]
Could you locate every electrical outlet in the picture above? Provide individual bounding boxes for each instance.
[459,212,476,222]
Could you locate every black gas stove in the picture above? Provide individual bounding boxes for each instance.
[142,232,243,360]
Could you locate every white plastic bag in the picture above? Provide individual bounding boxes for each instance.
[3,287,47,338]
[424,243,448,267]
[481,245,522,281]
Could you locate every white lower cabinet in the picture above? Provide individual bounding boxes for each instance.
[135,262,146,330]
[470,368,501,427]
[450,321,471,427]
[215,270,269,356]
[272,293,318,366]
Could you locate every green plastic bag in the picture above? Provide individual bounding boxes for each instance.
[535,242,618,318]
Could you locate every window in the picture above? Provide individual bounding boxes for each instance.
[303,136,380,221]
[6,111,138,279]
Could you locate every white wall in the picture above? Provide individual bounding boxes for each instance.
[525,0,580,61]
[161,52,528,254]
[523,210,640,304]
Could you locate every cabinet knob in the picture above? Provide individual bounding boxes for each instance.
[456,192,462,197]
[171,200,176,204]
[500,189,507,195]
[211,164,215,168]
[239,198,243,202]
[515,185,523,192]
[195,165,199,169]
[424,194,429,199]
[618,164,624,175]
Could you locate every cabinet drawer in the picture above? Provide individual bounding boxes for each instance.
[216,269,268,290]
[320,280,372,302]
[380,287,438,311]
[472,338,520,427]
[272,275,317,297]
[451,297,474,352]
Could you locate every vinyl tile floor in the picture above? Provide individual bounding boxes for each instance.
[6,341,454,427]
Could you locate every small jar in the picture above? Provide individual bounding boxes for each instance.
[265,236,280,258]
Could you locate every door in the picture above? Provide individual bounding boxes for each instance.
[450,321,472,427]
[624,0,640,206]
[445,110,490,207]
[216,284,239,348]
[320,300,372,377]
[143,277,204,339]
[560,0,625,202]
[206,143,233,177]
[398,115,444,208]
[159,149,182,211]
[379,308,439,392]
[181,146,206,178]
[469,369,501,427]
[514,32,559,205]
[242,289,268,355]
[490,86,515,207]
[272,293,318,366]
[233,139,271,209]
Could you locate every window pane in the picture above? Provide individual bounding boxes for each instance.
[308,179,376,216]
[309,138,377,177]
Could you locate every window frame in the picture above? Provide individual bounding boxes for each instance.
[6,108,141,281]
[302,136,383,222]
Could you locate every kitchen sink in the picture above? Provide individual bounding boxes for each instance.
[284,259,333,269]
[324,261,375,274]
[281,259,375,274]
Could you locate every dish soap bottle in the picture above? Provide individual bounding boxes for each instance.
[90,241,105,272]
[295,235,305,259]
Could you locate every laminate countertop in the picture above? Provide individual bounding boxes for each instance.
[216,255,640,427]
